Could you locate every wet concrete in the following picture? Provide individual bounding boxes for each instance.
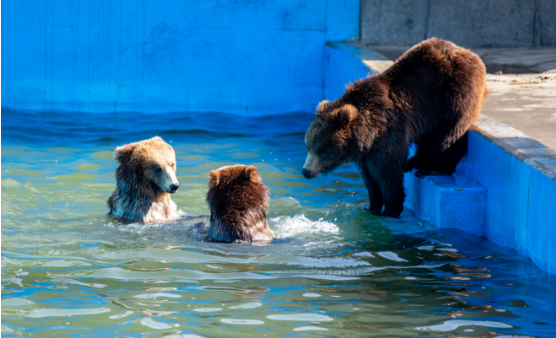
[483,72,556,150]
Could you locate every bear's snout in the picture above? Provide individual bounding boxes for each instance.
[301,168,313,179]
[169,183,179,193]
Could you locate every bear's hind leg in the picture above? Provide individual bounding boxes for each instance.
[360,160,383,214]
[404,142,431,173]
[416,122,469,178]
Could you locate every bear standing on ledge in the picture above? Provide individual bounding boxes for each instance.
[206,165,275,243]
[302,38,487,218]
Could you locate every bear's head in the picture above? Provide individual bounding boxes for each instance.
[206,165,272,242]
[302,100,358,178]
[114,136,179,194]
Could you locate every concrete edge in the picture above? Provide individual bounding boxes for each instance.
[326,41,394,73]
[471,116,556,182]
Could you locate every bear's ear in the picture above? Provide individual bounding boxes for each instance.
[334,104,358,126]
[113,142,138,163]
[245,165,260,183]
[208,170,220,188]
[316,100,331,119]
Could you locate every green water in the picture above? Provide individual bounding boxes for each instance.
[2,110,555,337]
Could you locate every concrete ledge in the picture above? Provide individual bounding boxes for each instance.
[466,116,556,181]
[405,171,487,237]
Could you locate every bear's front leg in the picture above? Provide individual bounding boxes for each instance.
[360,159,383,214]
[377,167,405,218]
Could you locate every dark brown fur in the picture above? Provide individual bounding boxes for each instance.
[303,38,487,218]
[206,165,275,243]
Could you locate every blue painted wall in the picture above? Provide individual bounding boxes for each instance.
[459,130,556,273]
[2,0,359,114]
[324,43,372,101]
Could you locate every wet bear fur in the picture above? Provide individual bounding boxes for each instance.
[108,136,181,223]
[302,38,487,218]
[206,165,275,243]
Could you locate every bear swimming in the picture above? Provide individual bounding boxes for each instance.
[108,136,181,223]
[302,38,487,218]
[206,165,275,243]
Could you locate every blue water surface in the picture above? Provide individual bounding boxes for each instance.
[2,108,556,337]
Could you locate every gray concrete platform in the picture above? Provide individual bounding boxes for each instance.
[483,72,556,151]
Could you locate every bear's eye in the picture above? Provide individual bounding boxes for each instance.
[317,148,326,156]
[154,166,162,172]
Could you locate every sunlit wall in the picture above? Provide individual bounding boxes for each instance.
[2,0,359,114]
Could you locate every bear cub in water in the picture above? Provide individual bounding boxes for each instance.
[302,38,487,218]
[108,136,180,223]
[206,165,275,243]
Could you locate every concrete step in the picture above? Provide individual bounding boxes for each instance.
[404,170,487,237]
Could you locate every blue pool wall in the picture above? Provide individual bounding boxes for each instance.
[323,42,556,274]
[2,0,359,114]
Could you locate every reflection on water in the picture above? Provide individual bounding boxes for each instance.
[2,108,556,337]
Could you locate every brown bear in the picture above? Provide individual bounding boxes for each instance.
[108,136,181,223]
[302,38,487,218]
[206,165,275,243]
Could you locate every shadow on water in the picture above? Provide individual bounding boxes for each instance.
[2,107,556,337]
[1,107,315,146]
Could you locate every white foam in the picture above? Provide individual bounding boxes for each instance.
[220,318,264,325]
[270,214,339,238]
[267,314,333,321]
[229,302,262,309]
[378,251,408,262]
[303,293,321,297]
[140,317,173,330]
[134,292,181,299]
[417,246,435,251]
[109,311,134,319]
[415,320,512,332]
[194,308,222,312]
[27,307,110,318]
[293,326,329,331]
[353,252,375,258]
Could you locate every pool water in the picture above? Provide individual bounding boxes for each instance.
[2,108,556,337]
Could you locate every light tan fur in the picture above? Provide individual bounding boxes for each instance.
[108,136,180,223]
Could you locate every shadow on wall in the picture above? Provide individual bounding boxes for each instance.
[361,0,556,48]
